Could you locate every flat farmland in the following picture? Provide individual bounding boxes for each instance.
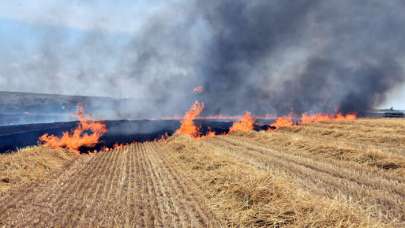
[0,118,404,227]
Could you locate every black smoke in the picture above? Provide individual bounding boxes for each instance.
[191,0,405,115]
[2,0,405,120]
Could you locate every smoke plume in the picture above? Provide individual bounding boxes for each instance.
[1,0,405,120]
[195,0,405,115]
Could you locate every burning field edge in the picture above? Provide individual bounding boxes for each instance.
[0,118,404,226]
[0,100,404,227]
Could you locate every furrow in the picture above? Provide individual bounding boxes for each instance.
[222,136,405,197]
[0,156,93,226]
[72,151,114,226]
[208,137,405,222]
[136,143,156,227]
[141,143,179,227]
[92,147,122,227]
[146,142,220,227]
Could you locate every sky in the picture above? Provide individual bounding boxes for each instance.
[0,1,404,111]
[0,1,164,33]
[0,0,180,99]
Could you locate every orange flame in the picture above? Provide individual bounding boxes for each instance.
[193,86,204,94]
[300,113,357,124]
[272,114,294,129]
[159,113,276,121]
[175,101,204,138]
[230,112,255,132]
[205,127,216,138]
[39,106,107,153]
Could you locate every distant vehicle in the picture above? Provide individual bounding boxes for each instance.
[383,107,404,118]
[367,107,405,118]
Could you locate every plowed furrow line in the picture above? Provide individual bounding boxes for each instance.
[143,142,194,227]
[124,145,137,226]
[286,131,405,157]
[208,138,405,222]
[37,156,96,226]
[154,143,224,208]
[77,152,114,226]
[140,143,166,227]
[293,125,404,147]
[114,147,131,226]
[56,159,102,225]
[300,123,404,135]
[140,144,178,227]
[204,139,344,197]
[128,144,145,227]
[115,147,130,227]
[1,142,222,227]
[146,142,219,227]
[43,156,102,226]
[91,148,122,227]
[0,156,93,226]
[297,133,405,160]
[103,148,127,227]
[131,143,148,228]
[136,143,156,227]
[149,142,219,224]
[312,121,405,133]
[146,142,206,227]
[232,135,405,183]
[222,136,405,197]
[55,153,111,226]
[70,151,114,227]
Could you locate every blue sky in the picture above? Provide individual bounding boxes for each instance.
[0,1,165,33]
[0,0,175,54]
[0,1,167,50]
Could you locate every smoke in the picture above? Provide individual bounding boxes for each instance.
[1,0,405,121]
[196,0,405,115]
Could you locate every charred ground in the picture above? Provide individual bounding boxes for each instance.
[1,118,404,227]
[0,119,272,153]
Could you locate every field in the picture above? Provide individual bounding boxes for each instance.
[0,118,404,227]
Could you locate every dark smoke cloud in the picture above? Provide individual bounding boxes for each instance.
[194,0,405,115]
[2,0,405,121]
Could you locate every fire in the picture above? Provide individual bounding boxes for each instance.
[40,106,107,153]
[205,127,216,137]
[113,144,124,150]
[272,114,294,129]
[300,113,357,124]
[230,112,255,132]
[206,131,216,137]
[336,113,357,121]
[193,86,204,94]
[301,113,331,124]
[175,101,204,138]
[159,113,276,121]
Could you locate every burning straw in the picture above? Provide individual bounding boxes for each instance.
[40,106,107,153]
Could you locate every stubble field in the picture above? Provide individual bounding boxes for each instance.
[0,118,404,227]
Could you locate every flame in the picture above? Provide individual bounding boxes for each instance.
[113,144,124,150]
[300,113,357,124]
[39,106,107,153]
[230,112,255,132]
[175,101,204,138]
[193,86,204,94]
[272,114,294,129]
[159,113,276,121]
[335,113,357,121]
[205,127,216,137]
[301,113,331,124]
